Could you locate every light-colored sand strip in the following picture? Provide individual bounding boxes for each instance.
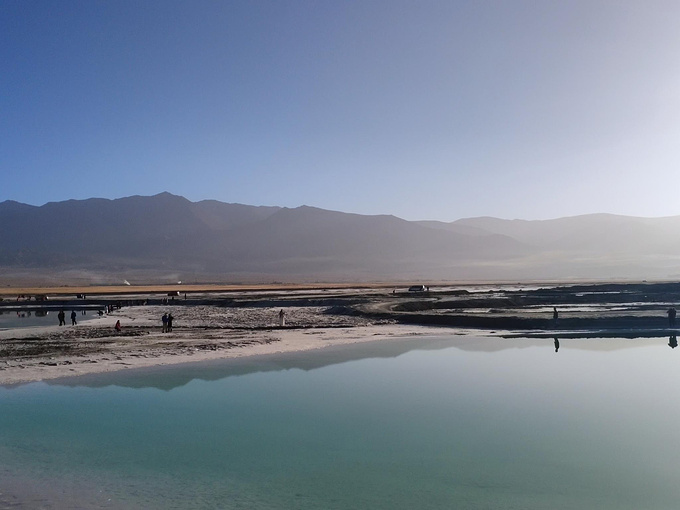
[0,323,453,386]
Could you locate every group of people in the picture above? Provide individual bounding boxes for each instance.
[161,313,174,333]
[57,310,78,326]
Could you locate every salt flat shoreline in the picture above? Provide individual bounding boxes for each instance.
[2,281,679,386]
[0,320,451,386]
[0,293,452,386]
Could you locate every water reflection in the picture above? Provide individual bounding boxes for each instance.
[49,335,462,391]
[4,334,680,510]
[0,309,103,330]
[40,335,679,393]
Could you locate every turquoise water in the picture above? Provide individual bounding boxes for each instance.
[2,335,680,509]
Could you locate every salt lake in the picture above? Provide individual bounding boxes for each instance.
[1,334,680,509]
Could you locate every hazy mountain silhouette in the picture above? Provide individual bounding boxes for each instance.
[447,215,680,279]
[2,193,680,282]
[453,215,680,254]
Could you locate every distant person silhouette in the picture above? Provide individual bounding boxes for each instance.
[670,335,678,349]
[554,337,560,352]
[668,307,676,328]
[58,310,65,326]
[70,310,77,325]
[279,309,286,327]
[115,320,121,332]
[553,307,558,321]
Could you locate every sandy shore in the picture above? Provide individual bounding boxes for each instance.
[0,302,450,386]
[3,280,678,386]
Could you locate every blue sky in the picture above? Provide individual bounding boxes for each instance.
[2,1,680,221]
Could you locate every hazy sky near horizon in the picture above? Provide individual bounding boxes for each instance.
[3,1,680,221]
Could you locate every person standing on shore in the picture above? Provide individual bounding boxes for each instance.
[70,310,77,326]
[667,307,676,328]
[162,313,168,333]
[278,309,285,327]
[58,310,65,326]
[167,313,174,332]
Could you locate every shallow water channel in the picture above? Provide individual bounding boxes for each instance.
[0,309,101,330]
[1,335,680,509]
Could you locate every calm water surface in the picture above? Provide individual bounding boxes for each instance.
[0,309,101,330]
[2,335,680,509]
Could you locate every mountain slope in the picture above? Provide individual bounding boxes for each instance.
[0,193,527,279]
[3,194,680,282]
[214,206,528,274]
[454,214,680,254]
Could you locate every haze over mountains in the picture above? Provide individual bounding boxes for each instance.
[1,193,680,284]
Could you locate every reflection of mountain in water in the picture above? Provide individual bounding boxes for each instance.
[48,335,667,392]
[49,336,460,391]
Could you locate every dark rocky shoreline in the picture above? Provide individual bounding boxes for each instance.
[3,281,679,344]
[351,282,680,337]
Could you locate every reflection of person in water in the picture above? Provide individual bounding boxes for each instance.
[667,307,676,328]
[669,335,677,349]
[554,337,560,352]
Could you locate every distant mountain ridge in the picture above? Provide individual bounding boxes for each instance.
[1,193,680,283]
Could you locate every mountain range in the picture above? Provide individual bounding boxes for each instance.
[2,192,680,284]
